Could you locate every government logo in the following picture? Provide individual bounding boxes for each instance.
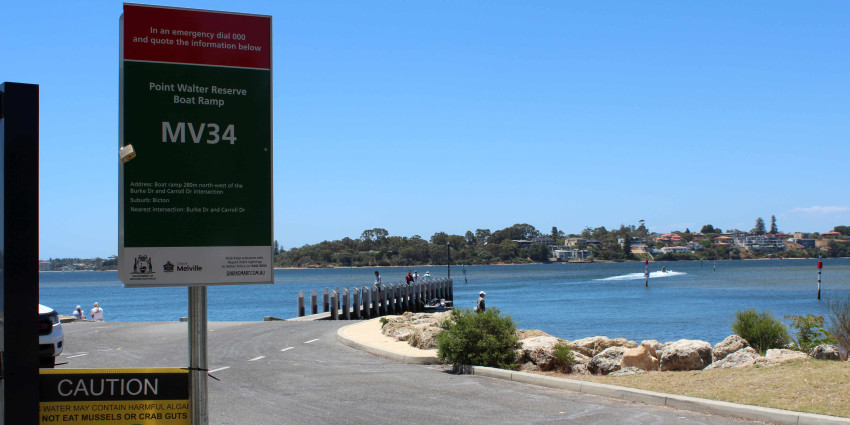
[133,255,154,274]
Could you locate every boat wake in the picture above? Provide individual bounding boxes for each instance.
[597,270,687,281]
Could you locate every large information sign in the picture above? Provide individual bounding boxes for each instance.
[39,368,189,425]
[119,4,272,286]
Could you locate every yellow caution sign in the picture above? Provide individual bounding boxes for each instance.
[39,368,189,425]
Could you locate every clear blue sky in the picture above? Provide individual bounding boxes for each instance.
[3,1,848,259]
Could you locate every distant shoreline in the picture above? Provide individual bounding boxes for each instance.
[40,256,848,273]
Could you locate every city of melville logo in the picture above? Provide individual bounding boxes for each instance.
[163,261,175,272]
[133,255,154,274]
[176,262,203,272]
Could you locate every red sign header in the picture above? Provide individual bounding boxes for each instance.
[123,4,271,69]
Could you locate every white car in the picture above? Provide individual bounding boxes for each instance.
[38,304,64,367]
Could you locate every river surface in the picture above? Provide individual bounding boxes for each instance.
[39,258,850,344]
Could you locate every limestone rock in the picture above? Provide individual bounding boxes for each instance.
[380,312,449,348]
[519,361,540,372]
[659,339,712,371]
[609,366,645,377]
[572,352,591,365]
[409,325,441,349]
[765,349,808,362]
[570,363,590,375]
[640,340,661,358]
[588,346,626,375]
[381,322,415,341]
[704,347,759,370]
[405,312,448,327]
[573,336,629,357]
[517,329,554,340]
[612,338,638,349]
[517,336,561,370]
[809,344,841,361]
[572,336,608,357]
[712,335,750,362]
[621,346,659,371]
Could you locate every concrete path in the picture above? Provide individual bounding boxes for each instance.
[57,320,775,424]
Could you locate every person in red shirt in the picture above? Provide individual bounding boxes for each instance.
[405,270,414,285]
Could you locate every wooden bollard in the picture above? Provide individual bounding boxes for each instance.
[372,285,380,317]
[382,285,389,316]
[343,288,350,320]
[311,289,318,315]
[411,283,417,311]
[353,287,361,319]
[323,288,329,312]
[374,283,380,317]
[388,283,395,315]
[298,290,305,317]
[335,286,341,311]
[330,291,338,320]
[363,285,371,319]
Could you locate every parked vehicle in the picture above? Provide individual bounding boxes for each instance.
[38,304,64,368]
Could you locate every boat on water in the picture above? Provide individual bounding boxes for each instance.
[423,298,452,312]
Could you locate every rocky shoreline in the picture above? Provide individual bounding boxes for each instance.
[380,312,846,375]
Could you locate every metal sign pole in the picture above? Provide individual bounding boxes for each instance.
[189,286,208,425]
[1,82,40,425]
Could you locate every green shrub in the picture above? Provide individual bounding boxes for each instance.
[784,314,835,352]
[826,296,850,360]
[379,317,390,328]
[436,307,519,370]
[732,309,790,355]
[551,342,575,373]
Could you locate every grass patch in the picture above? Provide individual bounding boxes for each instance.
[542,359,850,417]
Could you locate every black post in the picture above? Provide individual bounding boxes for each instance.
[1,82,40,425]
[446,242,451,278]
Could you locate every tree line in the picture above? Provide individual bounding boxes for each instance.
[273,219,850,268]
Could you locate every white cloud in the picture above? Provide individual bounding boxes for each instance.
[789,206,850,215]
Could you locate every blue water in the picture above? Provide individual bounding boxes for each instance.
[39,258,850,344]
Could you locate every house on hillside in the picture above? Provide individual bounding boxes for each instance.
[553,249,592,261]
[713,235,733,246]
[793,239,816,249]
[654,233,683,245]
[658,246,694,254]
[630,243,650,255]
[565,238,587,247]
[733,235,786,252]
[531,236,554,246]
[38,261,50,271]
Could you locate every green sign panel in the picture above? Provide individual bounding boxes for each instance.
[119,5,273,286]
